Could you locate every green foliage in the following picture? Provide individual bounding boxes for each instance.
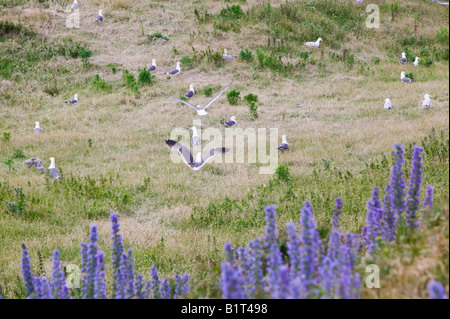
[256,49,284,73]
[299,51,309,60]
[419,57,433,67]
[88,138,92,148]
[346,53,355,68]
[2,131,11,141]
[122,69,140,96]
[180,55,193,68]
[226,89,241,105]
[243,93,258,104]
[12,149,25,159]
[138,68,154,86]
[92,74,112,92]
[202,87,213,97]
[80,48,92,67]
[239,49,253,62]
[0,21,35,39]
[435,27,449,45]
[219,5,245,20]
[373,57,380,65]
[3,158,14,172]
[149,31,168,41]
[275,164,291,183]
[249,101,258,119]
[6,187,26,215]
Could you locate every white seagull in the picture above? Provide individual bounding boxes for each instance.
[165,62,181,75]
[147,59,157,71]
[71,0,79,10]
[412,57,420,66]
[48,157,61,180]
[96,10,103,22]
[165,139,229,171]
[400,52,407,63]
[304,38,323,48]
[422,94,432,108]
[34,122,42,133]
[384,98,393,110]
[165,80,234,116]
[401,72,413,83]
[222,116,237,127]
[223,49,237,60]
[65,94,78,104]
[184,84,195,98]
[189,127,201,145]
[278,135,289,151]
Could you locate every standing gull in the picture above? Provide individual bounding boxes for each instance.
[48,157,61,180]
[147,59,157,71]
[401,72,413,83]
[34,122,42,133]
[278,135,289,151]
[223,49,237,60]
[96,10,104,22]
[422,94,432,108]
[165,139,229,171]
[384,98,393,110]
[222,116,237,127]
[412,57,420,66]
[189,127,201,145]
[184,84,195,98]
[165,80,234,115]
[304,38,323,48]
[400,52,407,63]
[65,94,78,104]
[165,62,181,75]
[71,0,79,10]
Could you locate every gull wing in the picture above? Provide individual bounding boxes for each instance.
[165,139,195,168]
[165,94,200,110]
[199,80,234,110]
[196,147,229,169]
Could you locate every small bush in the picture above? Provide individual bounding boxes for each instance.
[227,89,241,105]
[435,27,449,45]
[80,48,92,66]
[405,72,414,81]
[194,9,212,24]
[219,5,245,20]
[93,74,112,92]
[299,51,309,60]
[2,132,11,141]
[239,49,253,62]
[249,102,258,119]
[180,55,194,68]
[12,149,26,159]
[149,31,168,41]
[275,164,291,183]
[138,68,154,85]
[122,69,140,96]
[202,87,213,97]
[244,93,258,104]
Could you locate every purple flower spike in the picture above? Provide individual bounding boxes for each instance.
[423,185,434,208]
[51,249,70,299]
[331,197,343,230]
[428,280,447,299]
[406,146,424,229]
[362,187,383,255]
[21,243,35,297]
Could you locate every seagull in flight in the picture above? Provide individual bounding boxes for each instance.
[165,80,234,115]
[165,139,229,171]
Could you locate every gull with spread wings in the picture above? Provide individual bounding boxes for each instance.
[165,80,234,115]
[165,139,229,171]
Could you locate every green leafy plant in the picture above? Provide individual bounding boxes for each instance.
[138,68,154,85]
[149,31,168,41]
[244,93,258,105]
[92,74,112,92]
[194,9,212,24]
[12,149,25,159]
[6,187,27,215]
[299,51,309,60]
[180,55,193,68]
[227,89,241,105]
[3,158,14,172]
[2,131,11,141]
[435,27,449,45]
[122,69,140,96]
[79,48,92,67]
[202,87,213,97]
[239,49,253,62]
[88,138,92,148]
[249,101,258,120]
[405,72,414,81]
[275,164,291,183]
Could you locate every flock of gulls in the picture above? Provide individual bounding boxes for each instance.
[21,0,445,176]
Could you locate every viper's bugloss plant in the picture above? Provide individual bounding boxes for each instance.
[406,146,424,229]
[428,280,447,299]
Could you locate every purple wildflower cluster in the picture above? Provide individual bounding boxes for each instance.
[220,203,360,299]
[20,213,189,299]
[220,144,434,298]
[428,280,447,299]
[362,144,430,255]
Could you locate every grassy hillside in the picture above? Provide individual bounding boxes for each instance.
[0,0,448,298]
